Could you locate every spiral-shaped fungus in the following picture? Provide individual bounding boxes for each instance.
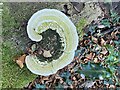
[25,9,78,76]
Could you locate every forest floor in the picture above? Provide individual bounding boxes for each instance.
[1,2,120,89]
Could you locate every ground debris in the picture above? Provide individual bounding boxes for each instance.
[79,80,95,88]
[14,54,26,68]
[43,50,52,58]
[23,2,120,89]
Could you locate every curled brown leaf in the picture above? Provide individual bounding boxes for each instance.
[15,54,26,68]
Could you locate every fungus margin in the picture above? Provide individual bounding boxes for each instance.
[26,9,78,76]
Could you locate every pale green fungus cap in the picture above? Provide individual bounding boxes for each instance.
[26,9,78,76]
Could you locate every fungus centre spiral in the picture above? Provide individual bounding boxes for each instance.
[34,28,64,62]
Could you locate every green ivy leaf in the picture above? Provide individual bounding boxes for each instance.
[77,62,107,79]
[60,71,72,85]
[35,83,46,89]
[100,19,111,28]
[55,83,64,89]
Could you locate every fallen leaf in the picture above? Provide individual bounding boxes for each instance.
[55,75,62,80]
[98,54,104,61]
[79,81,95,88]
[95,45,102,51]
[26,47,33,54]
[72,76,76,81]
[85,52,93,60]
[101,48,108,55]
[111,32,115,38]
[92,36,98,43]
[109,85,116,88]
[68,63,75,70]
[38,49,43,55]
[100,38,106,46]
[98,25,105,28]
[15,54,26,68]
[94,58,98,63]
[84,58,89,63]
[43,50,52,58]
[111,30,119,40]
[42,77,49,81]
[84,40,90,45]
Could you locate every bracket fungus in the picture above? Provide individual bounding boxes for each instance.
[26,9,78,76]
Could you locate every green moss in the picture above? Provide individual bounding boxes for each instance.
[76,18,87,40]
[2,3,37,88]
[2,3,20,39]
[2,41,37,88]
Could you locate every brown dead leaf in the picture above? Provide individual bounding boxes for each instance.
[101,48,108,55]
[109,85,116,88]
[42,77,49,81]
[94,58,98,63]
[98,54,104,61]
[84,58,89,63]
[86,52,93,60]
[43,50,52,58]
[100,38,106,46]
[68,63,76,70]
[84,40,90,45]
[26,47,33,54]
[72,76,76,81]
[70,85,74,89]
[15,54,26,68]
[95,45,102,51]
[111,32,115,39]
[55,74,62,79]
[92,36,98,44]
[79,81,95,88]
[111,30,119,40]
